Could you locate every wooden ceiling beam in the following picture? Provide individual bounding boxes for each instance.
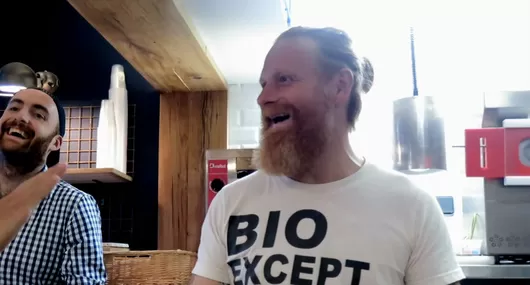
[67,0,227,92]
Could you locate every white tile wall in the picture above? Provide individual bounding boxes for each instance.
[227,84,262,149]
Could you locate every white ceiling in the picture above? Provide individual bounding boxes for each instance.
[179,0,288,85]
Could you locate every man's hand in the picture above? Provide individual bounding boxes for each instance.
[0,163,66,251]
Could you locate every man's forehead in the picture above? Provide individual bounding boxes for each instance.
[260,37,319,80]
[10,89,55,107]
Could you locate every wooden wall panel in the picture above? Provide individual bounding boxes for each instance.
[158,91,227,251]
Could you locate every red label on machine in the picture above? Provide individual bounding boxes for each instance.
[208,160,228,174]
[465,128,505,178]
[207,159,228,208]
[465,126,530,179]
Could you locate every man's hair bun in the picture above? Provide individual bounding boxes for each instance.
[360,57,374,94]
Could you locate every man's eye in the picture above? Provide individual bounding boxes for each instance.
[278,75,292,84]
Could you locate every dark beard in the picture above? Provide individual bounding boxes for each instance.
[255,106,330,178]
[0,134,53,175]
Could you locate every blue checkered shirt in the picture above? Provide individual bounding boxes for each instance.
[0,180,107,284]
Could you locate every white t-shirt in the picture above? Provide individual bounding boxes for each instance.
[193,161,465,285]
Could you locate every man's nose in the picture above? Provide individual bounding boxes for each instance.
[14,110,31,124]
[257,85,279,107]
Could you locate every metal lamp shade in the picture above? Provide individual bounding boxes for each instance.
[0,62,38,93]
[392,96,447,173]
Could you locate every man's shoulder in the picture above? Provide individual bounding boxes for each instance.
[358,162,421,193]
[352,162,438,211]
[46,180,97,208]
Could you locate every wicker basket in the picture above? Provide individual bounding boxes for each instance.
[104,250,197,285]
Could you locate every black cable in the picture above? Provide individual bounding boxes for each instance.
[283,0,292,27]
[410,27,419,97]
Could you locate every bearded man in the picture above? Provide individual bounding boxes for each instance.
[0,88,106,284]
[190,27,464,285]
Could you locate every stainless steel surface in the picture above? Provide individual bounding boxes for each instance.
[479,90,530,255]
[205,149,256,161]
[227,158,237,184]
[392,96,447,172]
[484,91,530,109]
[461,265,530,279]
[482,91,530,128]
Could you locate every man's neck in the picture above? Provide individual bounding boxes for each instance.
[0,158,45,198]
[290,133,364,184]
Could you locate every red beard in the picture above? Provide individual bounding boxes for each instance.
[254,104,330,178]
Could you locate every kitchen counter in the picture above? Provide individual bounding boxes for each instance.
[462,264,530,279]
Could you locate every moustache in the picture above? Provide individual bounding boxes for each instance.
[1,120,35,140]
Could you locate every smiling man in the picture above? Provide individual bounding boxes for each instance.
[190,27,465,285]
[0,88,106,284]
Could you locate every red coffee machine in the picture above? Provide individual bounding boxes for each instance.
[465,91,530,186]
[464,90,530,259]
[205,149,256,211]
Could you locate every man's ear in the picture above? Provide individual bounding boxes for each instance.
[49,135,62,152]
[333,67,354,106]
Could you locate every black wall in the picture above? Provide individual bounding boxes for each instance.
[1,1,159,249]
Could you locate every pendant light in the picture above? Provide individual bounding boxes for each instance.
[0,62,38,96]
[392,27,447,173]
